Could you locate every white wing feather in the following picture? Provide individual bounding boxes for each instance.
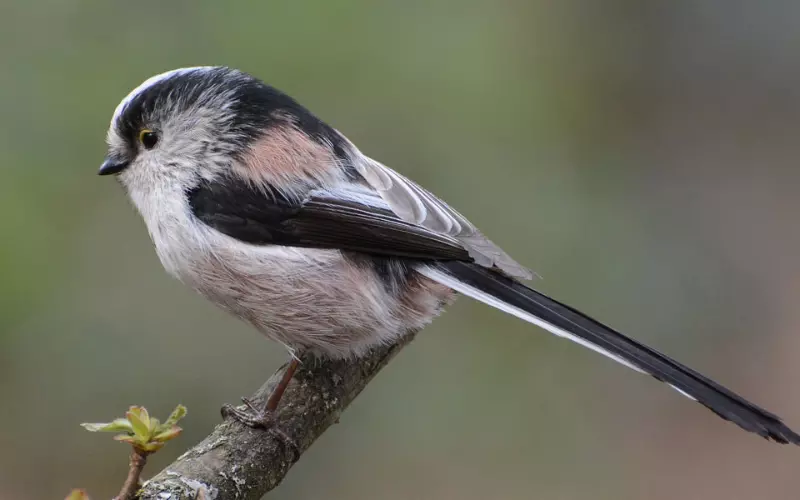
[339,137,533,280]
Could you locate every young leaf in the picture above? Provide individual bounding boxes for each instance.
[126,407,151,439]
[164,404,187,427]
[81,404,187,454]
[153,426,182,443]
[140,441,166,452]
[65,489,90,500]
[149,417,161,431]
[81,419,133,433]
[114,434,138,445]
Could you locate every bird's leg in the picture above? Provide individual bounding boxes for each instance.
[265,356,300,411]
[221,357,301,447]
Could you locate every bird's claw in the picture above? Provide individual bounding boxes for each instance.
[220,398,299,455]
[221,398,273,428]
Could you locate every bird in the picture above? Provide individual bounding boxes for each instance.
[99,66,800,444]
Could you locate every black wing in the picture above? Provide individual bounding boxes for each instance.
[187,177,473,262]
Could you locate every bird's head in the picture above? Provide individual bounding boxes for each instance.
[99,66,345,198]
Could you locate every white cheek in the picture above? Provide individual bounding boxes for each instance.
[121,155,172,194]
[120,155,193,230]
[121,142,205,191]
[122,172,203,278]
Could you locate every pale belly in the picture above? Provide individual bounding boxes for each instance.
[159,229,455,358]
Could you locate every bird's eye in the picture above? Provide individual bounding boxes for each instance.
[138,129,159,150]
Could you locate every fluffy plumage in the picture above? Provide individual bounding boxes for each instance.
[101,66,800,444]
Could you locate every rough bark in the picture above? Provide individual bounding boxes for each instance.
[138,330,417,499]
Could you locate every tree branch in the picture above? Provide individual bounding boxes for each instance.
[138,330,418,500]
[117,448,148,500]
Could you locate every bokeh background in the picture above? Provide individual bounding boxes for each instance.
[3,1,800,498]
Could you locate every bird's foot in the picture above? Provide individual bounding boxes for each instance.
[221,397,298,454]
[221,396,274,428]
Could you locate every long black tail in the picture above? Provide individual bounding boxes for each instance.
[420,261,800,444]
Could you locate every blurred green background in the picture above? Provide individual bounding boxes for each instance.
[3,1,800,498]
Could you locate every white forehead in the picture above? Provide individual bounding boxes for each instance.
[111,66,216,124]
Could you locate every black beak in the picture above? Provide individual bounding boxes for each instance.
[98,157,129,176]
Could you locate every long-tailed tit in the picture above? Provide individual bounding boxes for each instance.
[99,66,799,444]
